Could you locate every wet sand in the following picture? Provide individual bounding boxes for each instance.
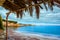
[7,29,60,40]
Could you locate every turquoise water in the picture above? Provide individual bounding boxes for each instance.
[16,25,60,36]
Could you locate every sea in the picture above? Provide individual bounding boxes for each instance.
[15,25,60,39]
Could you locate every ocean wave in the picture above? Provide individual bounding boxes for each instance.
[15,31,60,40]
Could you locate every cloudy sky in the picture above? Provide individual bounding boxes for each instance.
[0,4,60,25]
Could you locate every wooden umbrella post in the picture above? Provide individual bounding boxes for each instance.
[6,11,11,40]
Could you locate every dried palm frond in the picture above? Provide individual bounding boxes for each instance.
[16,11,20,18]
[42,0,48,10]
[39,5,43,9]
[3,0,20,11]
[28,0,33,16]
[33,0,40,19]
[35,6,40,19]
[14,0,26,8]
[47,0,54,10]
[19,10,23,19]
[16,10,24,18]
[29,6,33,17]
[25,7,28,12]
[50,0,54,10]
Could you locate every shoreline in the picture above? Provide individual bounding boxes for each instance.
[3,21,33,28]
[15,31,60,39]
[8,29,60,40]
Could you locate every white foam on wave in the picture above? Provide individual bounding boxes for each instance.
[15,31,60,40]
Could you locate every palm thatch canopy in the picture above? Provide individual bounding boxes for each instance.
[1,0,60,19]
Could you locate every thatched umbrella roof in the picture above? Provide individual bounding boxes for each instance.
[0,0,59,19]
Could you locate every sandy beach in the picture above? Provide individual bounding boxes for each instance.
[7,29,60,40]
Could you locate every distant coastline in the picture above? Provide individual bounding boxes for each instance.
[2,19,33,28]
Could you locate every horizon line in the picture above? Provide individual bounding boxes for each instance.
[33,23,60,26]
